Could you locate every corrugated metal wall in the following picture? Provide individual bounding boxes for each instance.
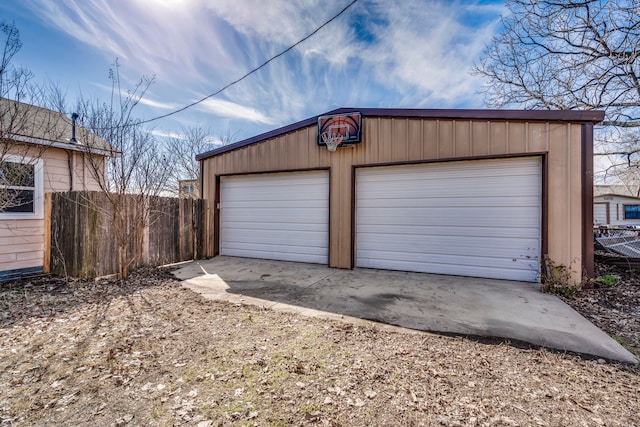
[201,117,584,280]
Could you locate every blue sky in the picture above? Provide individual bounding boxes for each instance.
[0,0,505,144]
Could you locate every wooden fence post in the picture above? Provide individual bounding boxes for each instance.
[48,191,205,278]
[43,193,53,274]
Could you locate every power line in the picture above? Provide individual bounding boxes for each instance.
[138,0,359,126]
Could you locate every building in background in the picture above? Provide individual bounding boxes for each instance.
[594,185,640,226]
[179,179,199,198]
[0,98,117,281]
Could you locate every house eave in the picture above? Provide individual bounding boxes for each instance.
[5,134,121,158]
[595,193,640,200]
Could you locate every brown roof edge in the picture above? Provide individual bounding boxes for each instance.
[196,114,319,161]
[195,107,606,161]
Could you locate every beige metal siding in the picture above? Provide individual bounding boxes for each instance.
[201,117,585,281]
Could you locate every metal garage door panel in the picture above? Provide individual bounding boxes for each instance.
[356,157,541,282]
[593,203,608,225]
[220,171,329,264]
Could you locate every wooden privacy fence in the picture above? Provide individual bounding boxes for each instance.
[45,191,204,278]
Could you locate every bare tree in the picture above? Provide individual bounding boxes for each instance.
[474,0,640,181]
[1,21,29,102]
[0,21,66,213]
[164,126,234,198]
[76,60,174,279]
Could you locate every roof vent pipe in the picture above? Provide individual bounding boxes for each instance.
[70,112,78,143]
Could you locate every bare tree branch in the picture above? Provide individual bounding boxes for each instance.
[474,0,640,184]
[163,126,234,197]
[0,21,67,213]
[75,60,175,279]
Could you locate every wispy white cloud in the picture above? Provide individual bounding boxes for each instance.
[207,0,360,65]
[198,98,275,125]
[88,82,178,110]
[150,130,229,151]
[18,0,503,135]
[137,97,178,110]
[148,129,183,140]
[23,0,245,81]
[356,1,503,108]
[204,0,502,115]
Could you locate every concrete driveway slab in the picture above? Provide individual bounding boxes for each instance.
[174,256,638,365]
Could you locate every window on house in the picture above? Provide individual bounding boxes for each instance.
[0,156,43,219]
[624,204,640,219]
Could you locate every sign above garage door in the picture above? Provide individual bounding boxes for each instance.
[355,157,541,282]
[317,112,362,148]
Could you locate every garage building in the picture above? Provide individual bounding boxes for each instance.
[197,108,604,283]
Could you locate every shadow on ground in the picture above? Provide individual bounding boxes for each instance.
[174,256,639,365]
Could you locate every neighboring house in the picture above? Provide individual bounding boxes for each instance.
[197,108,604,284]
[594,185,640,226]
[178,179,199,198]
[0,98,116,281]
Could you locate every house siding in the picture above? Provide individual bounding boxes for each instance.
[0,146,103,275]
[201,116,588,281]
[594,195,640,225]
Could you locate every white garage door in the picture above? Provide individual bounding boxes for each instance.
[593,203,609,225]
[356,157,541,282]
[220,171,329,264]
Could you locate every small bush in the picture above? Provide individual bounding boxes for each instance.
[594,274,619,287]
[541,257,581,296]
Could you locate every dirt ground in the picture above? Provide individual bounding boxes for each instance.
[0,265,638,427]
[560,254,640,359]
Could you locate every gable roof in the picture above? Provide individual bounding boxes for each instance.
[196,107,606,161]
[0,98,118,156]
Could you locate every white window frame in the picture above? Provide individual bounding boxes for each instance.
[0,155,44,220]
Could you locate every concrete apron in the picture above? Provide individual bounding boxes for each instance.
[174,256,638,365]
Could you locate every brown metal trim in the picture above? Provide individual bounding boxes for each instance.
[582,124,594,278]
[352,152,547,169]
[350,165,357,269]
[196,108,605,161]
[198,160,204,199]
[215,166,330,178]
[541,153,548,278]
[196,116,318,160]
[213,175,221,257]
[327,168,332,268]
[353,107,605,122]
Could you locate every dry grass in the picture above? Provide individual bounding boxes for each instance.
[0,269,638,426]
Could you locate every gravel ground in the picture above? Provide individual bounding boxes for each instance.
[0,266,638,426]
